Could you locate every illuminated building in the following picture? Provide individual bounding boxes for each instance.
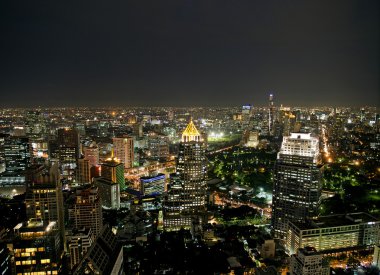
[0,136,31,185]
[271,133,321,238]
[12,220,62,275]
[140,173,165,196]
[163,120,207,231]
[68,186,103,238]
[57,128,80,181]
[25,110,46,139]
[245,130,259,148]
[241,104,252,125]
[73,225,123,275]
[147,135,169,160]
[268,93,275,135]
[101,152,125,190]
[83,142,99,168]
[3,136,31,173]
[25,164,65,246]
[57,128,80,160]
[75,158,91,184]
[68,228,94,270]
[289,247,329,275]
[94,177,120,209]
[286,213,380,255]
[112,136,134,169]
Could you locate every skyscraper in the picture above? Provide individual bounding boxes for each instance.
[163,120,207,231]
[112,136,134,169]
[268,93,275,136]
[83,142,99,168]
[25,163,65,245]
[13,220,63,275]
[101,152,125,190]
[271,133,321,238]
[68,186,103,238]
[57,128,80,181]
[75,158,91,184]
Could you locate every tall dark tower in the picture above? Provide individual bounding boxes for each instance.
[271,133,322,239]
[268,93,275,136]
[163,120,207,231]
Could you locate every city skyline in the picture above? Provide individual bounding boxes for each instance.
[1,1,379,107]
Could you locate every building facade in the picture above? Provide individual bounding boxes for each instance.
[112,136,134,169]
[286,213,380,255]
[271,133,321,238]
[163,120,207,231]
[68,187,103,238]
[289,247,329,275]
[140,173,165,196]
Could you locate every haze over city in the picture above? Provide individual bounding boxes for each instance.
[1,0,379,107]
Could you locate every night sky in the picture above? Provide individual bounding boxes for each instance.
[0,0,379,107]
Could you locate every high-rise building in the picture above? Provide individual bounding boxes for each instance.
[101,153,125,190]
[163,120,207,231]
[76,158,91,184]
[268,93,275,135]
[68,228,95,270]
[73,225,123,275]
[289,247,329,275]
[13,220,63,275]
[140,173,165,196]
[57,128,80,181]
[271,133,321,238]
[112,136,134,169]
[25,163,65,245]
[94,177,120,209]
[83,142,99,168]
[57,128,80,161]
[3,136,31,173]
[0,136,31,185]
[68,186,103,238]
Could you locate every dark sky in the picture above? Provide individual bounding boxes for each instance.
[0,0,379,107]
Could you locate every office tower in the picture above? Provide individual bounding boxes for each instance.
[289,247,329,275]
[3,136,31,173]
[25,110,46,139]
[101,153,125,190]
[0,135,31,186]
[57,128,80,160]
[83,142,99,167]
[25,163,65,245]
[241,104,252,126]
[271,133,321,238]
[68,186,103,238]
[76,158,91,184]
[148,135,169,159]
[13,220,63,275]
[163,120,207,231]
[244,130,259,148]
[68,228,94,270]
[268,93,275,135]
[73,225,123,275]
[112,136,134,169]
[140,173,165,196]
[57,128,80,181]
[94,177,120,209]
[286,212,380,255]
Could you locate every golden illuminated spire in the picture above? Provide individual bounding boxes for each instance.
[182,119,202,142]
